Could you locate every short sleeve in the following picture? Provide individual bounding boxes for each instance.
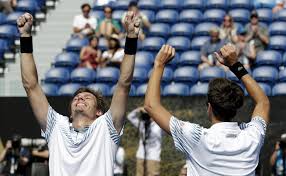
[104,110,124,145]
[170,116,202,156]
[73,15,80,28]
[41,106,59,142]
[240,116,267,143]
[90,17,97,30]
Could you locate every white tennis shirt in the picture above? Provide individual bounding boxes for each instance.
[41,106,122,176]
[170,116,267,176]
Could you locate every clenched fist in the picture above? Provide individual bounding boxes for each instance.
[17,13,33,37]
[123,11,141,38]
[154,45,175,67]
[214,43,238,67]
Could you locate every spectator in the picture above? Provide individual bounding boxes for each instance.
[114,145,125,176]
[245,10,269,53]
[73,3,97,37]
[96,6,121,38]
[235,27,256,69]
[101,34,124,68]
[0,0,16,14]
[79,36,103,69]
[273,0,286,13]
[121,1,151,41]
[219,14,238,43]
[127,107,162,176]
[179,163,187,176]
[270,133,286,176]
[198,27,226,70]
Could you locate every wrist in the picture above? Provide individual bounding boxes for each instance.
[229,62,248,79]
[20,36,33,53]
[124,37,138,55]
[126,33,138,39]
[154,61,165,68]
[20,33,31,37]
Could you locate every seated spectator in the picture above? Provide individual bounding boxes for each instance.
[101,34,124,68]
[273,0,286,13]
[121,1,151,40]
[0,0,16,14]
[79,36,103,69]
[270,133,286,176]
[198,27,226,70]
[235,28,256,69]
[96,6,121,38]
[219,14,237,43]
[245,10,269,53]
[73,3,97,37]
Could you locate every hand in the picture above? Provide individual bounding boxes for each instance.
[154,45,175,67]
[5,140,12,149]
[123,11,141,38]
[85,23,91,28]
[214,43,238,67]
[17,13,33,37]
[138,106,146,113]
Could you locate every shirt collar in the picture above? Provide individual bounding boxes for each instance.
[210,122,239,131]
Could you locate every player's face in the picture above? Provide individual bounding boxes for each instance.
[71,92,98,117]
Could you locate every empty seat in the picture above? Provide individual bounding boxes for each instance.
[135,51,154,69]
[96,67,120,83]
[205,0,228,9]
[160,0,182,9]
[167,37,191,51]
[111,0,130,10]
[155,10,179,24]
[5,12,23,25]
[71,68,96,84]
[44,68,70,84]
[278,69,286,82]
[0,39,9,53]
[16,0,40,15]
[229,0,253,9]
[253,66,278,83]
[138,0,160,10]
[254,0,276,8]
[179,9,203,23]
[162,67,173,82]
[269,22,286,35]
[203,9,226,23]
[269,36,286,51]
[183,0,204,9]
[258,82,272,96]
[141,37,165,51]
[90,10,105,20]
[0,25,18,40]
[283,53,286,66]
[112,10,125,22]
[229,9,250,23]
[226,70,239,82]
[136,83,148,96]
[200,66,225,82]
[170,23,194,37]
[166,53,180,68]
[272,83,286,96]
[256,50,282,67]
[58,83,82,96]
[149,23,170,37]
[110,84,136,96]
[141,10,156,22]
[41,83,58,96]
[194,22,219,36]
[274,9,286,21]
[54,52,79,68]
[163,83,189,96]
[179,51,201,66]
[98,37,108,51]
[0,13,6,25]
[133,67,148,83]
[256,8,272,23]
[174,66,199,83]
[191,36,210,50]
[190,83,209,96]
[65,37,89,52]
[88,83,110,96]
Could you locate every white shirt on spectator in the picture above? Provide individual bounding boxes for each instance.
[170,116,267,176]
[102,49,124,63]
[73,14,97,31]
[127,109,163,161]
[41,106,122,176]
[114,146,125,174]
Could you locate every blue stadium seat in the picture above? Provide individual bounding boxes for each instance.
[163,83,189,96]
[254,0,276,8]
[256,8,272,23]
[133,67,148,83]
[191,36,210,50]
[88,83,110,96]
[16,0,40,15]
[174,66,199,83]
[278,69,286,82]
[183,0,204,9]
[179,51,201,66]
[65,37,89,52]
[205,0,227,9]
[41,83,58,96]
[160,0,182,9]
[203,9,226,23]
[229,9,250,24]
[200,66,225,82]
[167,37,191,51]
[194,22,219,36]
[166,53,180,68]
[98,37,108,51]
[170,23,194,37]
[190,83,209,96]
[269,22,286,35]
[54,52,79,68]
[269,36,286,51]
[112,10,125,22]
[256,50,282,67]
[274,9,286,21]
[0,25,18,40]
[138,0,160,10]
[70,68,96,84]
[111,0,130,10]
[155,10,179,24]
[110,84,136,96]
[44,68,70,84]
[90,10,105,20]
[96,67,120,83]
[226,70,239,82]
[272,83,286,96]
[58,83,82,96]
[141,37,165,51]
[135,51,153,69]
[141,10,156,23]
[136,83,148,96]
[149,23,170,37]
[229,0,253,9]
[258,83,272,96]
[179,9,203,23]
[0,13,7,25]
[162,67,173,82]
[5,12,23,25]
[253,66,278,83]
[283,53,286,66]
[0,39,9,53]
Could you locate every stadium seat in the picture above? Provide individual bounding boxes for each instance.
[163,83,190,96]
[88,83,110,96]
[5,12,23,25]
[179,9,203,23]
[274,9,286,21]
[256,50,282,67]
[226,70,239,82]
[283,53,286,66]
[258,83,272,96]
[133,67,148,83]
[149,23,171,37]
[203,9,226,23]
[205,0,228,9]
[191,36,210,50]
[135,51,153,69]
[269,36,286,51]
[167,37,191,51]
[110,84,136,96]
[0,25,18,40]
[162,67,174,82]
[253,66,278,83]
[269,22,286,35]
[54,52,80,68]
[16,0,40,15]
[254,0,276,8]
[194,22,219,36]
[70,68,96,84]
[136,83,148,96]
[41,83,58,96]
[90,10,105,20]
[141,37,165,51]
[111,0,130,10]
[65,37,89,52]
[141,10,156,23]
[166,53,180,68]
[170,23,194,37]
[278,69,286,82]
[160,0,182,9]
[190,83,209,96]
[229,0,253,9]
[96,67,120,83]
[229,9,250,24]
[155,10,179,24]
[200,67,225,82]
[112,10,125,22]
[179,51,201,66]
[0,13,7,25]
[174,66,199,83]
[0,39,9,53]
[58,83,82,96]
[138,0,160,10]
[256,8,272,23]
[98,37,108,51]
[272,83,286,96]
[183,0,204,9]
[44,68,70,84]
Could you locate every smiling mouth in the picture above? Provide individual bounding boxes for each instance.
[76,103,87,107]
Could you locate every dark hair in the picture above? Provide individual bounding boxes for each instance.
[207,78,244,121]
[89,36,99,48]
[128,1,138,8]
[81,3,91,10]
[104,6,113,13]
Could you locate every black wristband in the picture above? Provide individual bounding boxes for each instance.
[20,37,33,53]
[229,62,248,79]
[124,37,138,55]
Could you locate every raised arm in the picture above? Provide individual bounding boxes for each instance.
[110,12,140,133]
[18,13,49,131]
[215,43,270,123]
[144,45,175,134]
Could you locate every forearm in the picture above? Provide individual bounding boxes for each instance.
[73,27,82,33]
[258,33,269,44]
[21,53,39,92]
[270,151,278,166]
